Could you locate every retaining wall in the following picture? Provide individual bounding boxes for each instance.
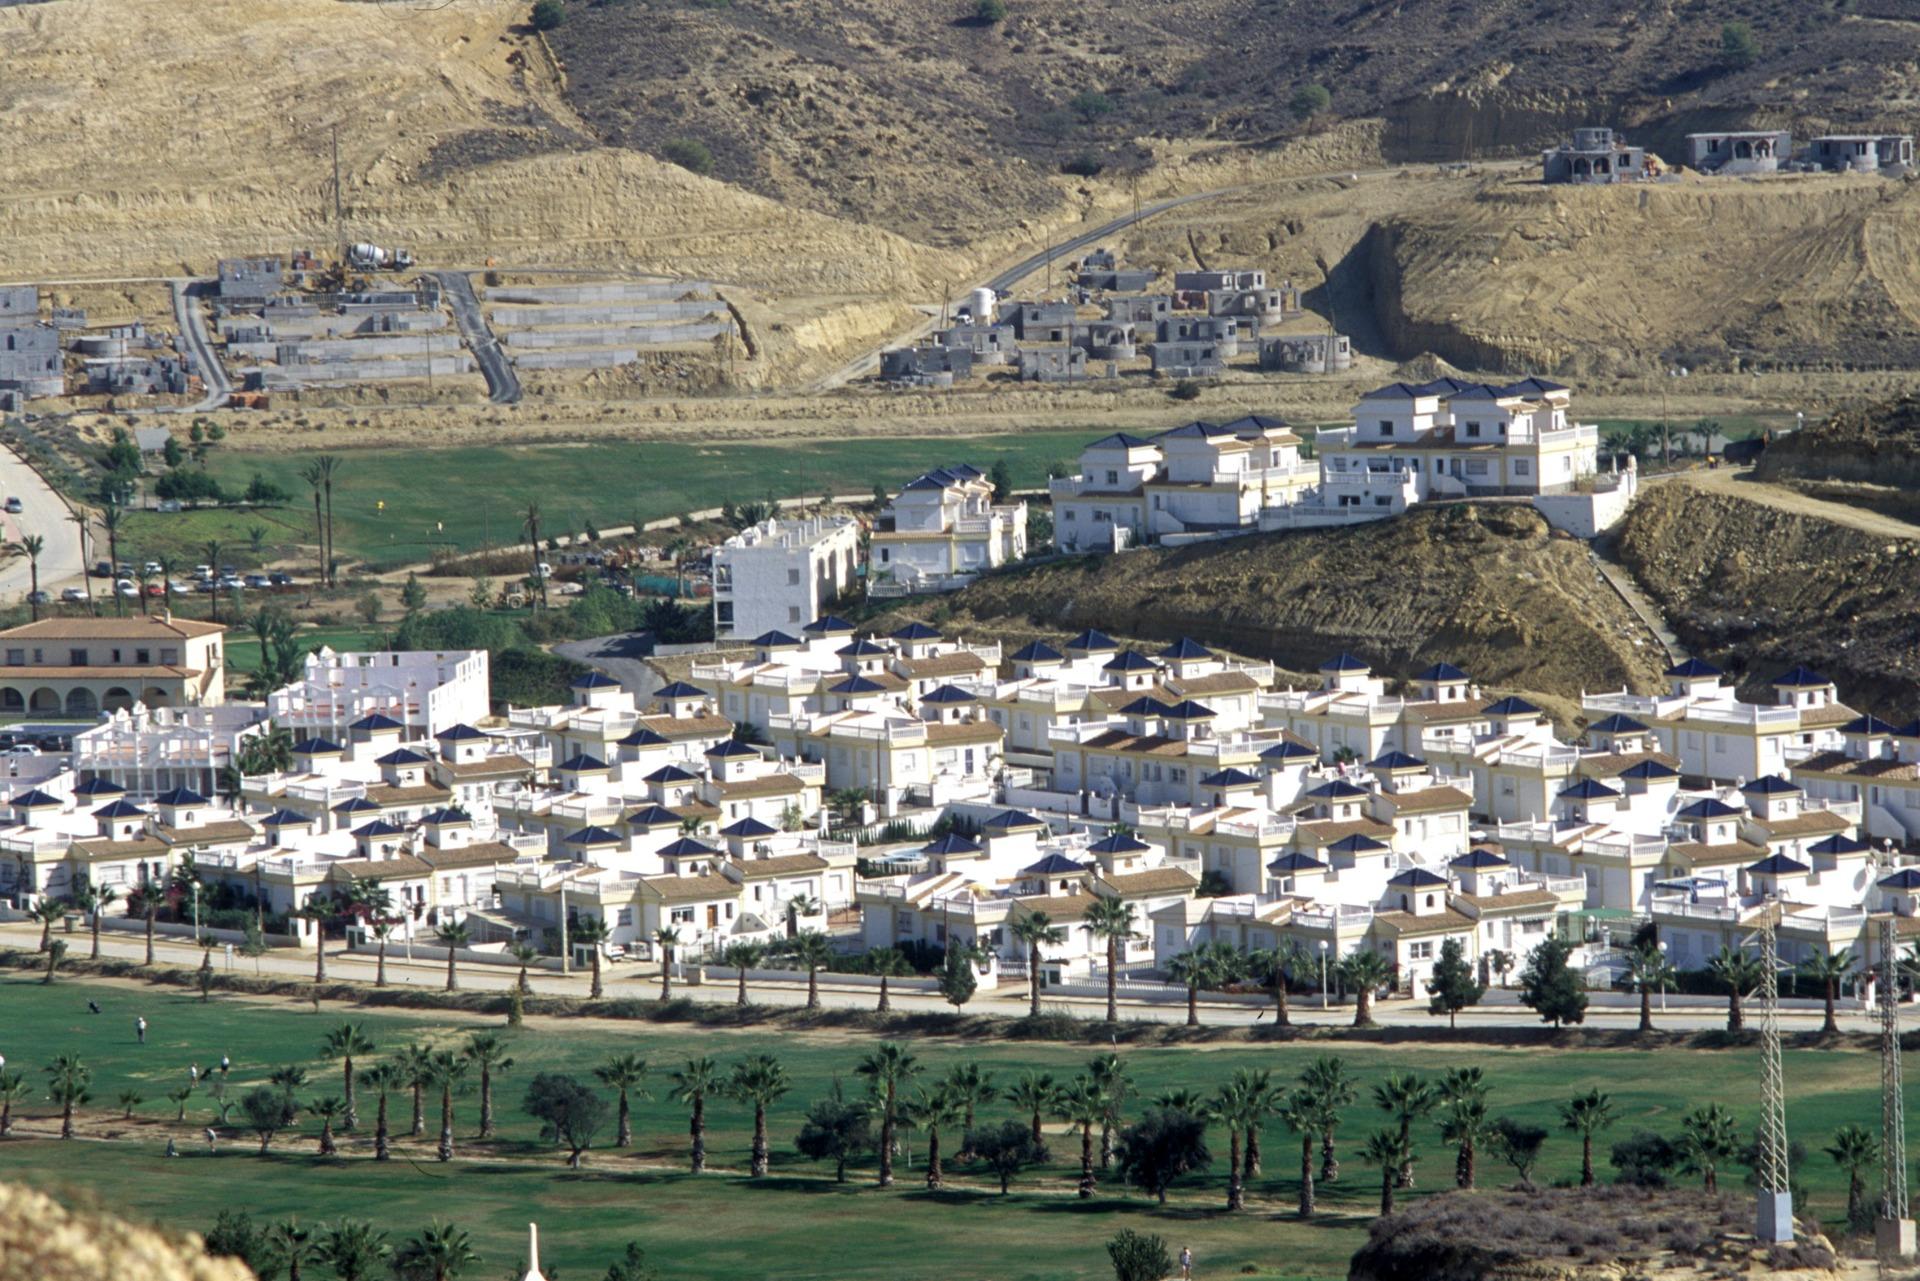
[502,322,729,349]
[487,282,711,305]
[489,302,723,327]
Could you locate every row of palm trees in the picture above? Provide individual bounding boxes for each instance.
[222,1215,477,1281]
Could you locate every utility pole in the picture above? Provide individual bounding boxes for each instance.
[1880,915,1916,1257]
[332,125,346,266]
[1754,925,1794,1244]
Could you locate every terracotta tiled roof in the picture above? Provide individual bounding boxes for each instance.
[419,842,522,870]
[156,820,255,845]
[641,872,739,902]
[330,855,432,880]
[714,773,810,800]
[439,755,533,779]
[1750,810,1852,840]
[69,834,169,860]
[1579,750,1682,778]
[896,653,987,679]
[367,783,453,806]
[1791,751,1919,781]
[925,720,1003,746]
[1456,888,1559,913]
[1668,839,1768,866]
[633,712,735,739]
[1796,704,1859,728]
[1377,785,1472,815]
[1401,697,1495,724]
[1098,867,1199,896]
[0,617,225,639]
[1079,729,1190,757]
[1373,908,1475,936]
[1296,817,1396,845]
[730,853,829,878]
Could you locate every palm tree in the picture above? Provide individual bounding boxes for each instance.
[12,534,45,620]
[1340,950,1393,1028]
[358,1062,403,1160]
[868,946,911,1013]
[1625,941,1676,1033]
[68,509,94,614]
[1009,910,1066,1017]
[391,1221,478,1281]
[1300,1055,1356,1182]
[1280,1089,1323,1217]
[0,1069,28,1136]
[302,462,327,584]
[572,917,610,999]
[1212,1070,1266,1211]
[945,1061,997,1159]
[318,1220,391,1281]
[522,500,546,608]
[316,455,341,588]
[202,540,224,622]
[720,941,764,1006]
[1559,1089,1614,1186]
[463,1033,514,1140]
[1054,1076,1105,1198]
[117,1088,143,1119]
[1237,1068,1280,1179]
[728,1053,790,1177]
[669,1057,720,1172]
[595,1053,650,1149]
[1797,945,1855,1036]
[427,1051,468,1161]
[1438,1095,1490,1191]
[1361,1129,1409,1215]
[434,922,471,992]
[1372,1071,1436,1189]
[507,942,540,995]
[371,921,398,987]
[1086,1052,1129,1170]
[76,883,117,960]
[263,1218,317,1281]
[1006,1070,1058,1148]
[855,1041,919,1187]
[309,1096,345,1156]
[1248,940,1307,1028]
[44,1054,91,1140]
[1679,1101,1740,1191]
[1827,1123,1879,1231]
[791,930,832,1010]
[142,895,158,965]
[398,1043,434,1137]
[1165,948,1211,1028]
[101,501,125,615]
[270,1064,309,1103]
[1084,896,1137,1022]
[910,1082,967,1191]
[295,899,337,984]
[322,1023,376,1130]
[29,897,63,951]
[169,1084,194,1122]
[653,925,681,1000]
[1707,946,1765,1033]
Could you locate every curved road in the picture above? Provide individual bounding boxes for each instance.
[0,446,86,599]
[430,270,522,405]
[170,278,231,413]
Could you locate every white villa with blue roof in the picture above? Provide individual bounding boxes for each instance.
[867,464,1027,595]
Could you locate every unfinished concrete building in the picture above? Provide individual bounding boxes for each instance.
[934,322,1017,365]
[1149,339,1225,378]
[1207,283,1301,325]
[880,345,975,387]
[0,321,62,405]
[1157,315,1241,358]
[1018,347,1088,383]
[1076,249,1154,293]
[1541,127,1651,184]
[1259,332,1352,374]
[1004,301,1078,343]
[1687,130,1791,174]
[216,257,284,304]
[1808,134,1914,174]
[1107,295,1172,326]
[1078,320,1138,361]
[0,285,39,326]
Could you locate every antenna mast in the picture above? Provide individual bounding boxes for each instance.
[1754,924,1794,1243]
[332,125,346,265]
[1880,916,1916,1257]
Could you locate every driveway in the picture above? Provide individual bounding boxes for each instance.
[430,270,522,405]
[0,446,84,599]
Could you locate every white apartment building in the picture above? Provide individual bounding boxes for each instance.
[74,703,272,797]
[867,465,1026,595]
[270,647,490,740]
[1050,418,1315,551]
[711,514,861,641]
[1313,377,1599,509]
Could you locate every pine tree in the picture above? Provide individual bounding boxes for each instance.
[1517,937,1588,1028]
[1424,938,1486,1028]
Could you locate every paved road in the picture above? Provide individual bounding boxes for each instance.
[430,270,522,405]
[6,921,1873,1036]
[0,445,85,599]
[170,278,230,413]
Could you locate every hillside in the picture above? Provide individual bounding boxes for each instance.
[0,1181,251,1281]
[1617,479,1920,712]
[1756,393,1920,499]
[922,503,1670,704]
[550,0,1920,245]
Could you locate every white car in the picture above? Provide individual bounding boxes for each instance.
[59,587,87,603]
[115,579,138,598]
[3,744,39,758]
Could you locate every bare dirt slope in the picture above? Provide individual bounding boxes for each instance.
[928,503,1670,703]
[551,0,1919,244]
[1617,478,1920,714]
[0,1181,251,1281]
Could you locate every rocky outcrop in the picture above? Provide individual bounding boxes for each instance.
[1617,482,1920,711]
[1756,395,1920,493]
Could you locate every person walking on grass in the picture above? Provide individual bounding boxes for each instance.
[1180,1246,1193,1280]
[136,1016,147,1045]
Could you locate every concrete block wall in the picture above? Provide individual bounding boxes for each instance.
[272,355,474,383]
[489,301,725,327]
[501,322,728,349]
[487,282,711,305]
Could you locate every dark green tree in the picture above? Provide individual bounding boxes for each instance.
[1517,937,1588,1027]
[968,1118,1048,1195]
[793,1084,874,1183]
[1424,937,1485,1027]
[1114,1107,1211,1205]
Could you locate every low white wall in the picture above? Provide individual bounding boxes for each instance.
[99,916,301,949]
[1532,473,1638,537]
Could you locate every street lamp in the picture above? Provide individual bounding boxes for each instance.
[191,882,201,945]
[1319,941,1329,1011]
[1658,939,1669,1011]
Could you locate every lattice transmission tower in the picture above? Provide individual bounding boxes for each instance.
[1754,925,1794,1243]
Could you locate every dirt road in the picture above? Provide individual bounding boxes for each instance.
[1670,465,1920,540]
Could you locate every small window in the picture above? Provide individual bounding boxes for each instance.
[135,649,150,664]
[70,649,88,666]
[786,568,800,586]
[5,649,22,665]
[161,648,179,665]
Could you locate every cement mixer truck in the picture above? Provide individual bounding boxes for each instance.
[348,242,415,271]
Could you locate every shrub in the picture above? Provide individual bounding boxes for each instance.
[975,0,1007,22]
[1107,1230,1171,1281]
[1609,1130,1681,1187]
[1290,83,1331,120]
[661,138,714,176]
[1060,151,1104,177]
[530,0,565,30]
[1720,21,1758,69]
[1069,90,1114,122]
[1169,379,1202,401]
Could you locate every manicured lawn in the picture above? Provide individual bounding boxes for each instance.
[225,625,386,676]
[0,975,1899,1280]
[120,433,1106,572]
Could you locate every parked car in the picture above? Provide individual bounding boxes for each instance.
[168,579,194,596]
[3,744,39,758]
[268,572,294,587]
[115,579,138,598]
[35,733,69,752]
[59,587,87,603]
[193,564,212,579]
[243,574,270,590]
[142,561,164,577]
[26,590,49,606]
[3,497,22,514]
[533,562,553,579]
[144,583,165,598]
[217,575,244,591]
[156,499,184,513]
[92,561,114,578]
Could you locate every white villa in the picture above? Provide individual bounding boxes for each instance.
[711,514,861,641]
[867,465,1026,595]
